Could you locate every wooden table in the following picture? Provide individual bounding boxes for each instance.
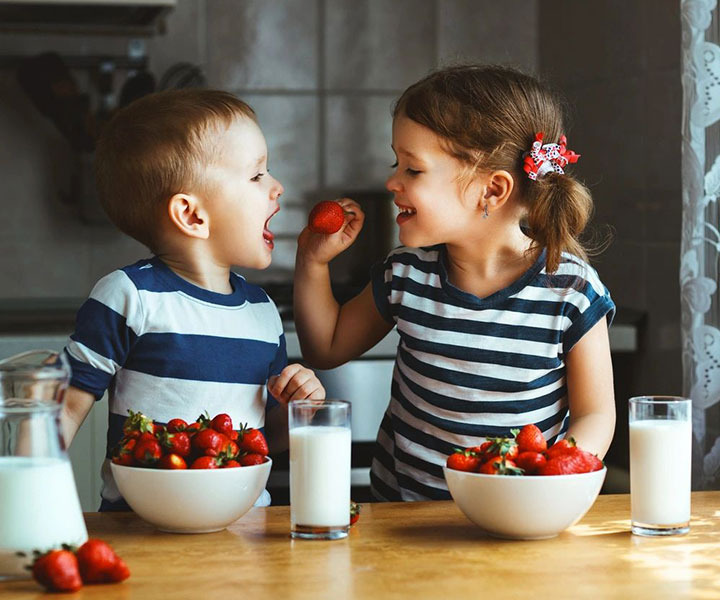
[3,492,719,599]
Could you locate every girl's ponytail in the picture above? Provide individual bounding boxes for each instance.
[525,173,593,274]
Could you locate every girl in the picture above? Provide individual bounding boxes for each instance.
[293,65,616,501]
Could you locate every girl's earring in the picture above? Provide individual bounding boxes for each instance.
[483,204,489,219]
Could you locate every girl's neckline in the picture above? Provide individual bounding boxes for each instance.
[149,257,248,306]
[437,245,546,308]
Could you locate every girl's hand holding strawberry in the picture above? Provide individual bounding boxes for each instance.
[297,198,365,266]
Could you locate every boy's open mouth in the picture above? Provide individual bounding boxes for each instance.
[263,209,278,247]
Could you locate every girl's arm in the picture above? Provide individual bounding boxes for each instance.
[564,318,616,458]
[294,199,393,369]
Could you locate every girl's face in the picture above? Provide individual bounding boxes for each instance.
[386,115,483,248]
[204,117,284,269]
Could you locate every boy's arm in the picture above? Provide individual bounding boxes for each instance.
[265,403,289,455]
[564,318,616,458]
[60,385,96,446]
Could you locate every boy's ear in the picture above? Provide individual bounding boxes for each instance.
[480,170,514,215]
[167,193,209,239]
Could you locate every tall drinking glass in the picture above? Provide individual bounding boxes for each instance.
[629,396,692,536]
[289,399,351,540]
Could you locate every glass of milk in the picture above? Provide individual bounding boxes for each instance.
[0,350,88,579]
[289,399,351,540]
[629,396,692,536]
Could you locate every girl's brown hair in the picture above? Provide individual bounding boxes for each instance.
[394,64,593,274]
[95,89,256,251]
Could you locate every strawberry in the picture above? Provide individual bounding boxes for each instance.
[122,410,154,439]
[308,200,345,234]
[104,557,130,583]
[538,451,588,475]
[158,453,187,469]
[545,437,577,458]
[350,501,361,526]
[111,437,137,466]
[132,436,163,466]
[239,453,266,466]
[515,424,547,454]
[31,549,82,593]
[211,413,234,437]
[192,428,225,457]
[158,430,191,457]
[515,451,547,474]
[190,455,220,469]
[76,539,120,584]
[166,418,188,433]
[223,459,242,468]
[446,449,482,472]
[483,435,519,460]
[237,425,269,456]
[478,456,523,475]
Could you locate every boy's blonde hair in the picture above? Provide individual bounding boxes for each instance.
[394,64,593,274]
[95,89,256,251]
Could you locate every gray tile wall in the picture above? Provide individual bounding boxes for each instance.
[539,0,683,397]
[0,0,538,296]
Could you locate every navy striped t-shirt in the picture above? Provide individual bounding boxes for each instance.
[369,245,615,501]
[65,257,287,507]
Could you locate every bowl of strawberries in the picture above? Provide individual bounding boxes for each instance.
[443,424,606,540]
[109,411,272,533]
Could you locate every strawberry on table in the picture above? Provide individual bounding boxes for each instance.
[539,447,603,475]
[350,501,361,526]
[111,437,137,466]
[122,410,154,439]
[308,200,345,234]
[31,549,82,593]
[223,459,242,468]
[76,539,128,584]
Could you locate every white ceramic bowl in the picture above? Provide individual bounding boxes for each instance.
[444,466,606,540]
[111,458,272,533]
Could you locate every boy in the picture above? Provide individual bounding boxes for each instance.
[60,89,324,510]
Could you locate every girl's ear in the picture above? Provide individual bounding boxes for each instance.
[481,170,515,215]
[167,193,210,239]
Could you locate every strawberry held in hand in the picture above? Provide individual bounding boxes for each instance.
[308,200,345,234]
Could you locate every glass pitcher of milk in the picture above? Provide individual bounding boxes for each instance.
[0,350,88,580]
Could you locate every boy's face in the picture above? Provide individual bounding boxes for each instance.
[204,117,284,269]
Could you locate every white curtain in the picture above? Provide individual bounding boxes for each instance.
[681,0,720,489]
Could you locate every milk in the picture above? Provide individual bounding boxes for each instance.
[629,419,692,526]
[289,425,351,528]
[0,456,88,578]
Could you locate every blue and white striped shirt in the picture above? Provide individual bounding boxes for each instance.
[369,245,615,501]
[65,257,286,507]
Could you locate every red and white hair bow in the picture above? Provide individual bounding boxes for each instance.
[522,132,580,181]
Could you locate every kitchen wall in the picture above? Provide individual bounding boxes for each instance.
[0,0,538,293]
[0,2,682,449]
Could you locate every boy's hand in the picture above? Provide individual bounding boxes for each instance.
[268,364,325,404]
[296,198,364,266]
